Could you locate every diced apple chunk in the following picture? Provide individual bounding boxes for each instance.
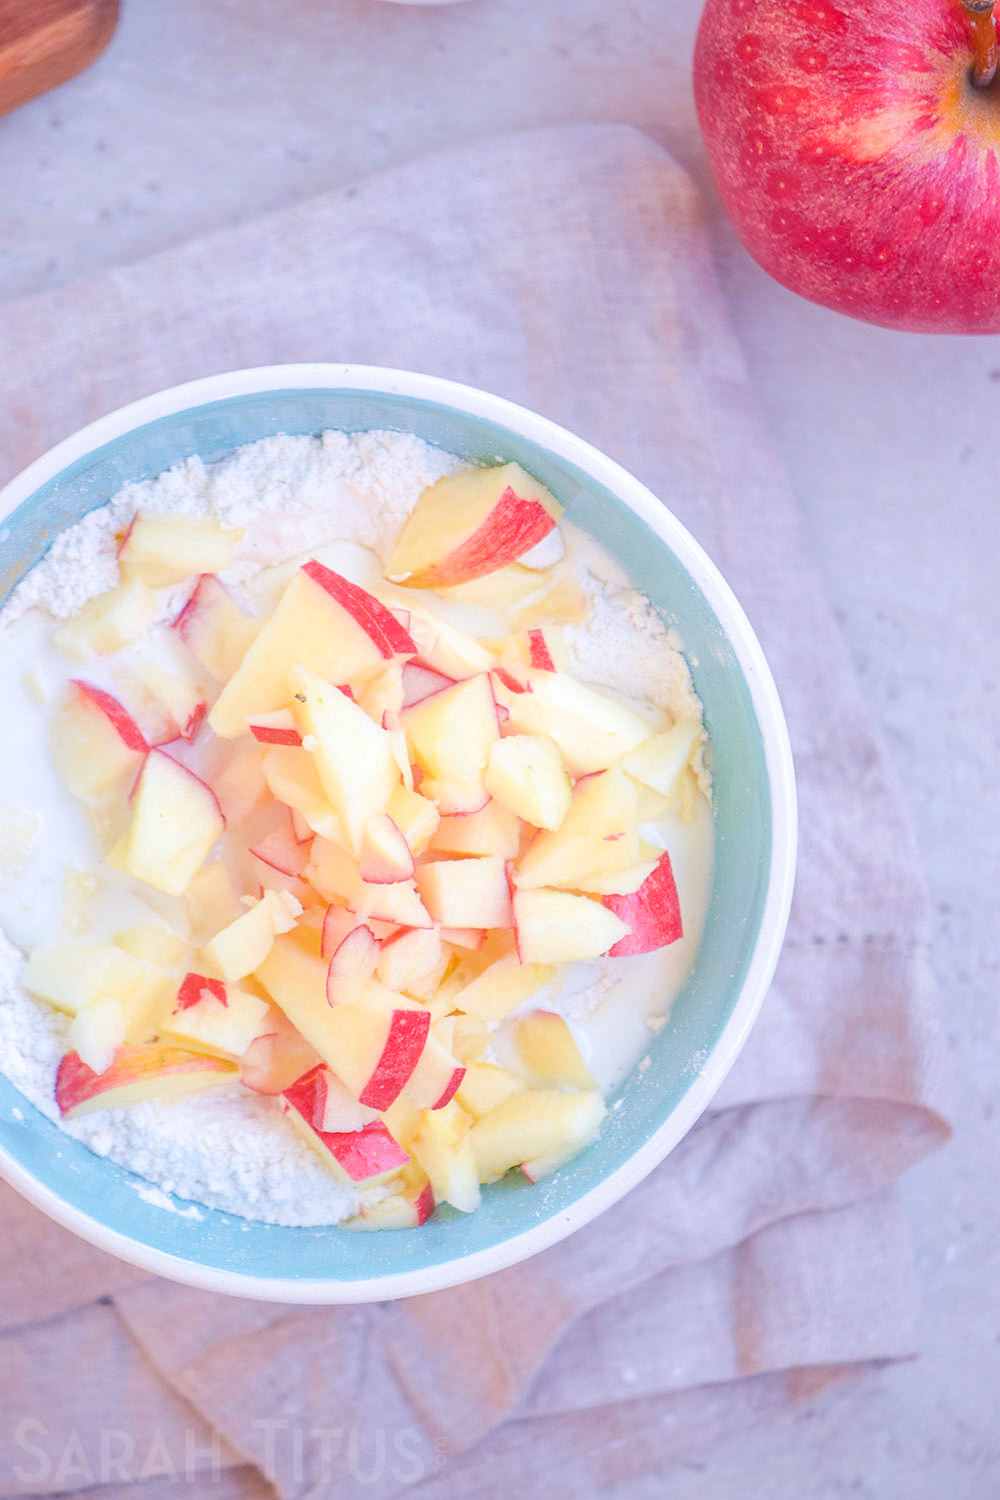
[53,578,158,659]
[49,681,148,800]
[201,889,302,982]
[601,849,683,957]
[341,1167,436,1230]
[470,1088,606,1182]
[415,856,512,930]
[69,997,127,1076]
[505,670,652,775]
[385,784,440,855]
[184,862,243,941]
[210,741,269,827]
[400,673,499,815]
[450,950,556,1022]
[408,1100,481,1211]
[289,665,400,854]
[511,1011,594,1090]
[513,889,630,964]
[238,1007,321,1096]
[306,838,433,928]
[513,768,640,890]
[56,1044,237,1118]
[484,733,571,831]
[456,1060,528,1120]
[173,574,260,682]
[208,562,415,739]
[121,660,207,745]
[404,1032,466,1110]
[376,927,449,1001]
[429,800,522,859]
[24,943,173,1040]
[617,718,705,798]
[118,511,243,587]
[385,462,562,588]
[108,751,225,896]
[161,973,271,1058]
[114,923,190,970]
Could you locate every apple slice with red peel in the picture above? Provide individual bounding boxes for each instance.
[401,673,500,815]
[201,888,302,982]
[49,680,148,800]
[307,838,433,929]
[513,767,640,890]
[398,601,494,680]
[505,671,652,775]
[108,751,224,896]
[357,659,405,722]
[385,462,562,588]
[470,1088,606,1183]
[260,746,347,846]
[173,574,259,683]
[513,888,630,964]
[429,800,522,859]
[209,562,415,739]
[450,950,556,1022]
[56,1044,237,1118]
[601,849,683,957]
[161,973,271,1058]
[281,1070,409,1185]
[358,814,414,885]
[456,1060,528,1120]
[289,665,401,854]
[256,936,430,1109]
[386,784,440,855]
[401,663,456,707]
[249,817,311,879]
[310,1069,381,1133]
[342,1167,436,1230]
[118,511,243,587]
[573,858,660,896]
[407,1100,481,1211]
[53,578,158,660]
[415,856,512,930]
[248,709,302,746]
[404,1033,466,1111]
[511,1011,594,1090]
[326,924,381,1006]
[617,719,704,800]
[121,661,207,747]
[238,1007,321,1096]
[485,733,571,832]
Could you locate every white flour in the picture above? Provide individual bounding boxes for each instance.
[0,428,708,1227]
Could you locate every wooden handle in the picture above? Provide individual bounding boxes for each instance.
[0,0,119,118]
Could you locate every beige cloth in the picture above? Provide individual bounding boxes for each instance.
[0,126,950,1497]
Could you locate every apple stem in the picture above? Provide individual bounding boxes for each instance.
[963,0,999,88]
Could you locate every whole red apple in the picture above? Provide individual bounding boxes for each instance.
[694,0,1000,332]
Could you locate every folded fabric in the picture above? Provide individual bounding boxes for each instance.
[0,124,950,1499]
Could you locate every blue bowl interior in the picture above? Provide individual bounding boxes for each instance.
[0,389,771,1286]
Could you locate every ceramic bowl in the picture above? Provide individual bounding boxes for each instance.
[0,364,796,1301]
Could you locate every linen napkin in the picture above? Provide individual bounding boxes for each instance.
[0,124,951,1498]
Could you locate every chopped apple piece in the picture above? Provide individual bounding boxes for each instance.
[341,1165,435,1230]
[601,849,683,956]
[401,663,456,707]
[184,862,243,940]
[505,670,652,775]
[617,718,704,798]
[470,1088,606,1182]
[513,889,630,964]
[385,462,562,588]
[108,751,225,896]
[248,709,302,746]
[49,680,148,800]
[173,573,260,682]
[53,578,158,659]
[401,674,499,815]
[118,511,243,587]
[376,927,449,1000]
[208,561,415,739]
[450,950,556,1022]
[357,659,405,722]
[439,926,486,951]
[511,1011,594,1090]
[250,816,311,879]
[238,1006,321,1095]
[210,741,269,827]
[450,1011,491,1061]
[385,783,440,855]
[401,602,495,680]
[121,660,207,746]
[56,1044,237,1118]
[306,838,433,928]
[415,856,512,930]
[358,814,414,884]
[256,936,430,1109]
[408,1100,481,1211]
[260,745,346,845]
[161,973,271,1058]
[202,888,302,982]
[456,1061,528,1120]
[281,1069,410,1185]
[573,859,660,895]
[114,923,190,970]
[513,768,640,890]
[23,943,169,1039]
[289,665,400,854]
[311,1068,381,1133]
[326,924,381,1006]
[429,800,522,859]
[69,997,127,1076]
[484,733,571,831]
[404,1033,466,1110]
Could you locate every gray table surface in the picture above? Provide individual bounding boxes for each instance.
[1,2,996,1494]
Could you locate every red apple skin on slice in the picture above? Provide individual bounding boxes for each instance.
[239,1011,321,1096]
[248,710,302,746]
[601,849,683,957]
[56,1045,236,1117]
[69,682,149,753]
[301,560,416,658]
[526,629,556,672]
[359,1008,431,1110]
[50,680,149,800]
[282,1070,409,1183]
[175,973,228,1011]
[401,663,457,707]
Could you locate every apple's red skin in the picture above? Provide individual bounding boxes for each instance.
[695,0,1000,332]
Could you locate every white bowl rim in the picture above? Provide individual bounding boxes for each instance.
[0,363,797,1302]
